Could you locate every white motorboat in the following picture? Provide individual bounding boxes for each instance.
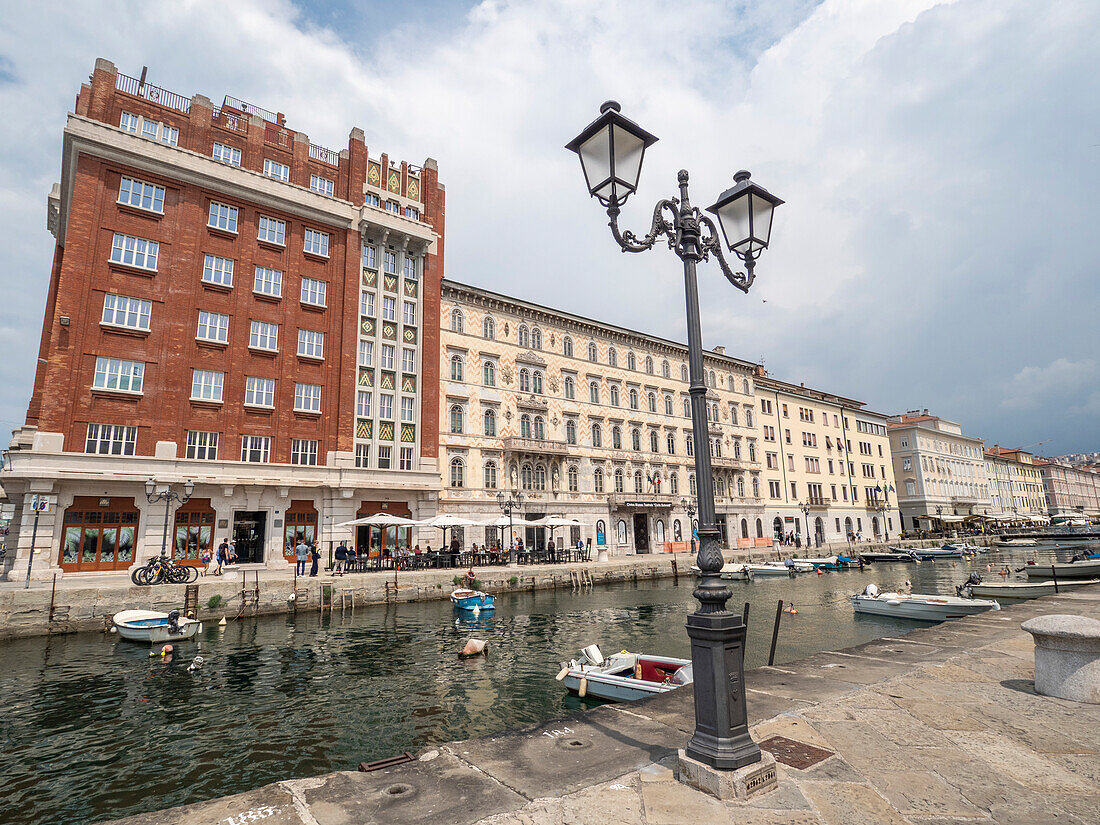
[851,584,999,621]
[791,555,858,570]
[556,644,692,702]
[745,562,799,576]
[1023,559,1100,579]
[690,563,753,580]
[112,610,202,643]
[994,538,1037,547]
[962,579,1100,599]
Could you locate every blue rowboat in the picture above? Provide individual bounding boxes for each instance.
[450,589,495,611]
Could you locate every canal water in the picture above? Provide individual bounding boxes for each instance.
[0,543,1090,825]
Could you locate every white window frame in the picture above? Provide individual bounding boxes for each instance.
[294,382,322,413]
[186,430,219,460]
[303,228,330,257]
[212,142,241,166]
[249,320,279,352]
[291,438,319,466]
[358,340,373,366]
[207,201,239,233]
[190,369,225,402]
[356,390,372,417]
[309,174,334,196]
[244,376,275,408]
[117,176,165,213]
[109,232,159,271]
[120,111,178,145]
[92,357,144,394]
[202,253,234,287]
[301,277,327,307]
[195,310,229,343]
[297,329,324,359]
[257,215,286,245]
[85,423,137,456]
[263,158,290,181]
[382,296,396,321]
[101,293,151,331]
[402,300,416,326]
[240,435,271,463]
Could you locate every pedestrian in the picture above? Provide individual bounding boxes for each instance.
[309,543,320,577]
[200,547,211,577]
[449,536,461,568]
[295,537,310,577]
[215,538,228,576]
[334,541,347,576]
[228,539,238,565]
[795,534,802,549]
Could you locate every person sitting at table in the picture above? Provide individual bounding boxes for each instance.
[547,538,555,560]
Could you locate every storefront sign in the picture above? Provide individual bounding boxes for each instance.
[596,530,606,545]
[784,516,795,523]
[619,500,669,509]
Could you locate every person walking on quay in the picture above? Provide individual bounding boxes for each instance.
[228,540,238,565]
[309,543,320,577]
[215,538,228,576]
[795,534,802,549]
[200,548,211,577]
[295,537,310,577]
[334,542,347,575]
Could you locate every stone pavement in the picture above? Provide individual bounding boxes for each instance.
[105,584,1100,825]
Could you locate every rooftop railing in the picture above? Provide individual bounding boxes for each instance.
[309,143,340,166]
[115,72,191,114]
[212,108,248,133]
[223,95,279,124]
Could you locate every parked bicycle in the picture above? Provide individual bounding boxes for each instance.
[130,553,198,585]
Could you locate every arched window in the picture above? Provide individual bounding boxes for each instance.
[650,430,659,452]
[730,405,738,425]
[563,335,573,357]
[745,408,754,427]
[566,419,577,444]
[612,426,622,449]
[741,518,749,539]
[708,370,716,387]
[608,347,618,367]
[594,468,604,493]
[734,440,742,459]
[450,354,464,381]
[743,378,751,395]
[662,360,670,379]
[532,327,542,350]
[647,392,656,413]
[670,473,679,494]
[673,519,682,540]
[447,404,466,434]
[645,356,653,374]
[483,315,495,340]
[631,429,641,451]
[518,324,530,347]
[519,368,531,392]
[664,395,673,416]
[752,477,760,498]
[667,432,676,454]
[627,352,636,370]
[617,519,628,544]
[564,376,575,399]
[655,520,665,543]
[482,360,495,387]
[737,477,745,497]
[686,435,694,456]
[633,470,644,493]
[483,408,496,436]
[591,422,603,448]
[610,385,620,406]
[773,516,784,538]
[521,464,533,490]
[588,342,598,362]
[533,415,546,439]
[689,473,697,496]
[589,381,600,404]
[450,308,464,333]
[614,468,625,492]
[484,460,498,489]
[729,375,736,390]
[755,518,763,538]
[683,398,691,417]
[449,457,464,487]
[534,464,546,490]
[567,465,578,492]
[681,364,688,382]
[532,371,544,394]
[629,388,639,410]
[520,414,532,438]
[749,441,757,462]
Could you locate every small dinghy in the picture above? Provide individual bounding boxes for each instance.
[112,610,202,643]
[860,549,918,563]
[791,555,857,571]
[745,561,812,576]
[851,584,999,621]
[914,546,963,559]
[960,578,1100,599]
[556,644,692,702]
[1023,559,1100,579]
[994,538,1037,547]
[450,589,495,611]
[690,563,753,580]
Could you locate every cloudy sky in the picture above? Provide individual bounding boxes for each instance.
[0,0,1097,455]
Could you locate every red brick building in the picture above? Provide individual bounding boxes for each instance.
[3,59,445,577]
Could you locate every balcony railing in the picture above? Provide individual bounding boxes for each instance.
[711,455,748,470]
[115,72,191,114]
[805,498,831,508]
[223,95,279,124]
[502,436,572,456]
[212,108,248,133]
[265,125,292,150]
[309,143,340,166]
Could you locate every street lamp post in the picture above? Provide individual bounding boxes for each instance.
[799,502,812,549]
[681,497,698,555]
[144,478,195,560]
[935,504,944,536]
[496,490,524,564]
[568,101,782,771]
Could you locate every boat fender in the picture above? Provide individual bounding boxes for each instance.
[863,583,880,597]
[288,592,296,602]
[816,568,823,577]
[578,677,588,698]
[556,665,571,681]
[109,626,117,634]
[460,638,488,657]
[634,659,642,680]
[188,656,205,672]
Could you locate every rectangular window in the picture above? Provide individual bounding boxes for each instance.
[257,215,286,245]
[195,310,229,343]
[356,391,372,417]
[378,445,392,469]
[303,228,329,256]
[244,376,275,407]
[120,111,177,144]
[301,277,327,307]
[263,158,290,181]
[93,357,144,394]
[381,344,395,370]
[386,200,400,214]
[365,192,380,208]
[212,142,241,166]
[309,174,335,196]
[253,266,283,297]
[358,340,373,366]
[403,257,417,279]
[360,291,375,317]
[119,111,140,133]
[85,423,137,456]
[249,320,279,352]
[110,232,159,271]
[355,443,370,468]
[790,481,797,499]
[186,430,219,460]
[382,296,396,321]
[400,447,413,470]
[291,438,319,466]
[190,369,224,402]
[207,201,239,233]
[379,394,394,419]
[902,457,912,471]
[766,451,778,470]
[294,382,322,412]
[400,396,415,422]
[403,301,416,325]
[297,329,324,359]
[117,176,165,213]
[240,435,270,463]
[405,206,419,220]
[768,480,781,498]
[383,251,397,273]
[202,254,234,287]
[101,293,151,331]
[362,245,377,269]
[401,347,416,373]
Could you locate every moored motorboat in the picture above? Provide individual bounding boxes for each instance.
[556,644,693,702]
[1023,559,1100,579]
[112,610,202,643]
[745,562,799,576]
[961,578,1100,599]
[791,555,858,570]
[860,549,918,563]
[690,563,753,580]
[450,589,496,610]
[913,547,962,559]
[851,584,999,621]
[994,538,1037,547]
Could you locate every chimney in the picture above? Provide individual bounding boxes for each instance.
[713,345,725,355]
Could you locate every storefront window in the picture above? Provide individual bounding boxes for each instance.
[59,498,139,571]
[284,500,318,561]
[174,499,215,564]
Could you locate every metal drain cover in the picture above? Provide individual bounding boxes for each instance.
[758,735,834,770]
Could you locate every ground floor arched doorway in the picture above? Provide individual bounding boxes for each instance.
[772,516,783,539]
[815,517,825,546]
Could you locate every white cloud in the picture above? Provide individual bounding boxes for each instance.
[1004,358,1098,410]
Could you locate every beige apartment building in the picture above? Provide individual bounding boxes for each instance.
[756,378,900,544]
[1037,459,1100,517]
[984,447,1048,519]
[437,280,770,555]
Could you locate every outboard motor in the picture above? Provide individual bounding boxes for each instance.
[863,583,879,598]
[579,644,604,666]
[166,609,181,636]
[966,572,982,586]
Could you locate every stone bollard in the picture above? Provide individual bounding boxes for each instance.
[1021,614,1100,704]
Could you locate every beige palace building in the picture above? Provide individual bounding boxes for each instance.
[755,377,900,544]
[437,280,771,555]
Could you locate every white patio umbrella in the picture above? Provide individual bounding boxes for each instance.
[335,513,422,528]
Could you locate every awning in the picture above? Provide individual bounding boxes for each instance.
[939,515,966,523]
[335,513,421,528]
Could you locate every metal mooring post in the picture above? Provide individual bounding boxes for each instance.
[768,600,784,666]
